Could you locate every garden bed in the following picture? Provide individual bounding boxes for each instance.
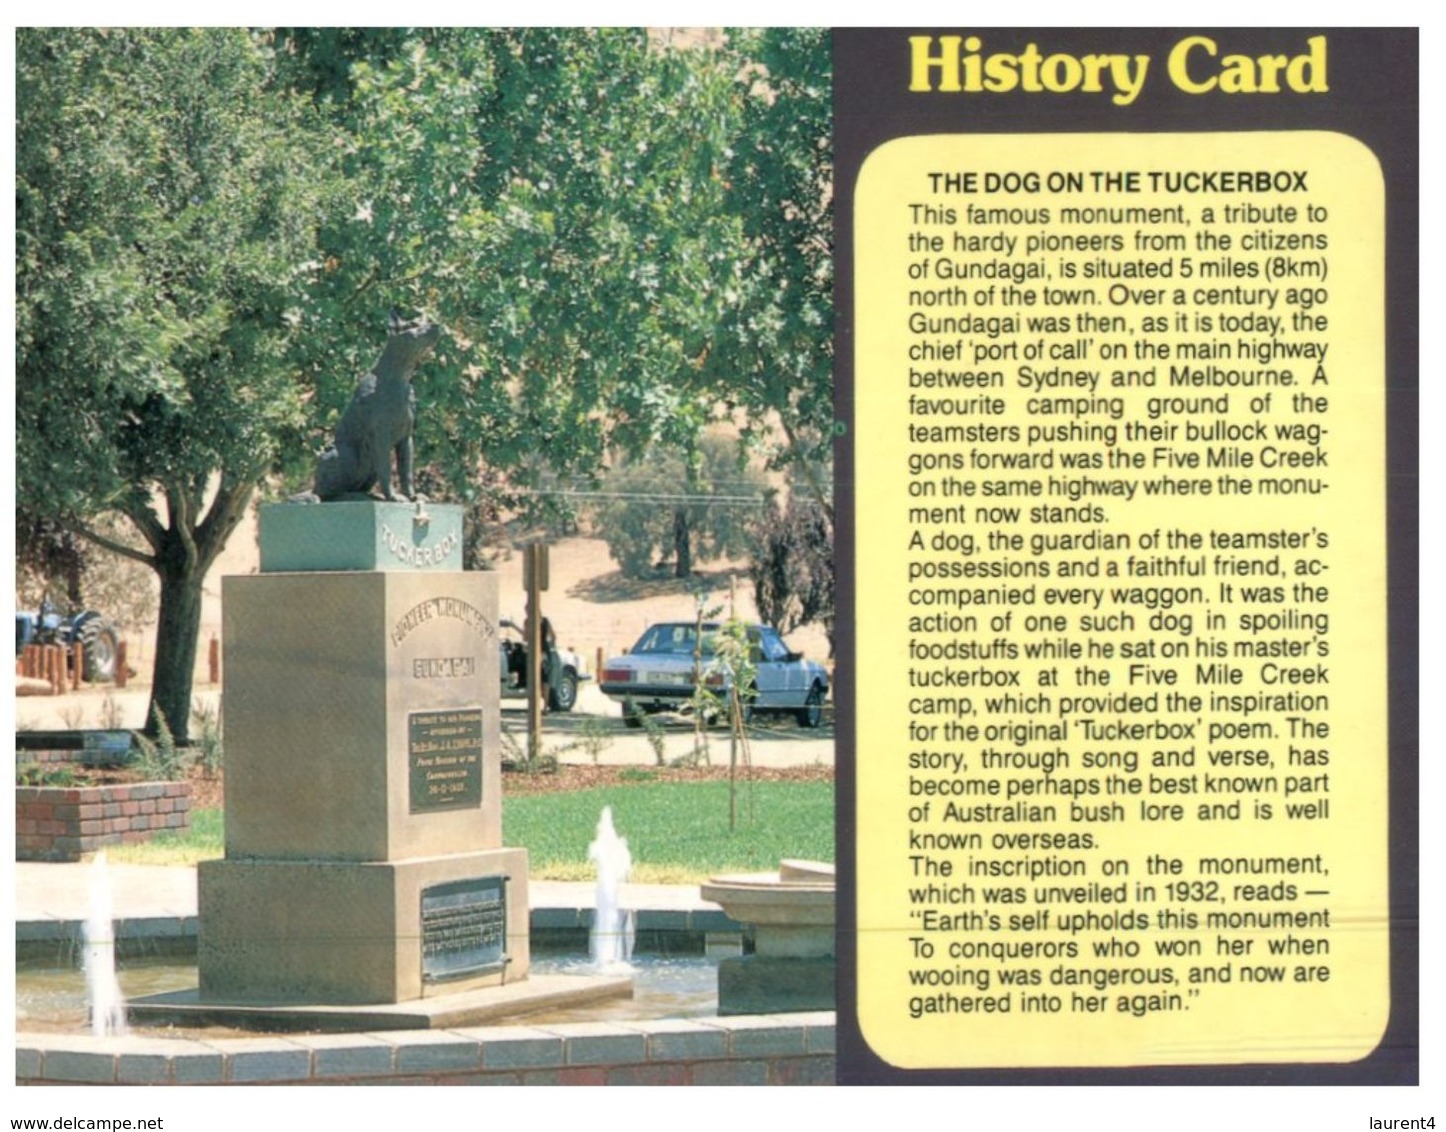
[501,761,833,795]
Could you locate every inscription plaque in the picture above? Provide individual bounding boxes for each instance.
[408,708,483,812]
[421,876,507,981]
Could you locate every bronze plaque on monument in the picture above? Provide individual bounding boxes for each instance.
[421,876,508,981]
[408,708,483,812]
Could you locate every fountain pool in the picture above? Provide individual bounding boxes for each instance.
[16,950,719,1038]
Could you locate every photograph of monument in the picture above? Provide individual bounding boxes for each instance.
[14,26,837,1091]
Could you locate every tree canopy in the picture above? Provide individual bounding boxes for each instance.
[15,28,835,734]
[17,28,336,737]
[293,29,760,511]
[716,29,835,521]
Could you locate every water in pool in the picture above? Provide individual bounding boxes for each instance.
[16,949,720,1037]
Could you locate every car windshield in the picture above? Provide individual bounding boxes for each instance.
[630,623,721,656]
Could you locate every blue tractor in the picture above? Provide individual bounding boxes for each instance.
[14,595,120,683]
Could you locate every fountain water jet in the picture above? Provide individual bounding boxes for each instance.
[84,851,127,1037]
[587,806,635,971]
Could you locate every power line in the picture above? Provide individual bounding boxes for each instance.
[523,488,768,505]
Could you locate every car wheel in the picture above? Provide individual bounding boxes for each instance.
[796,684,824,729]
[622,702,644,728]
[547,668,579,712]
[79,620,119,683]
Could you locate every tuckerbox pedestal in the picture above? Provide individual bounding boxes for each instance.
[196,503,531,1005]
[256,500,464,573]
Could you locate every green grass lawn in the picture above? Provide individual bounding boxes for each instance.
[108,807,225,866]
[505,778,834,882]
[106,779,834,883]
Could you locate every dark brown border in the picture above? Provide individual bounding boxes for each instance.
[832,27,1419,1085]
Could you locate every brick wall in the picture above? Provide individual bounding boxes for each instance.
[16,1013,837,1086]
[16,781,191,862]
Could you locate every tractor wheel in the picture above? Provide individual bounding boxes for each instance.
[78,619,119,683]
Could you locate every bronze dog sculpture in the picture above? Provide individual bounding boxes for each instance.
[304,312,442,503]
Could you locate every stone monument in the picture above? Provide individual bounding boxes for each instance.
[129,321,628,1031]
[197,501,533,1007]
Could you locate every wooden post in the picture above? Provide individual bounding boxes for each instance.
[728,576,738,831]
[114,640,129,689]
[72,642,84,690]
[209,637,220,685]
[524,543,549,767]
[47,644,64,695]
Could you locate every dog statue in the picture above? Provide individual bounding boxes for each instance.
[303,311,443,503]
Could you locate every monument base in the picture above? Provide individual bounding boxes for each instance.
[128,973,634,1033]
[199,849,529,1005]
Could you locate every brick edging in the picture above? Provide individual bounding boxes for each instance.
[16,1012,837,1086]
[16,781,192,862]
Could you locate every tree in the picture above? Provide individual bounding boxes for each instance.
[715,29,835,525]
[594,433,769,579]
[16,29,825,740]
[750,494,835,656]
[15,509,89,608]
[16,508,158,634]
[289,29,750,519]
[17,29,335,739]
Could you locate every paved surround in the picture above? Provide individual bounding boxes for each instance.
[17,1012,836,1086]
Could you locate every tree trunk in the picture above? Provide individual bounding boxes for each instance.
[147,557,207,744]
[673,508,692,578]
[64,548,84,608]
[76,478,253,747]
[97,478,253,746]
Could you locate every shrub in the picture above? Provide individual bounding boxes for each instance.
[132,709,190,781]
[192,698,224,777]
[750,495,834,655]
